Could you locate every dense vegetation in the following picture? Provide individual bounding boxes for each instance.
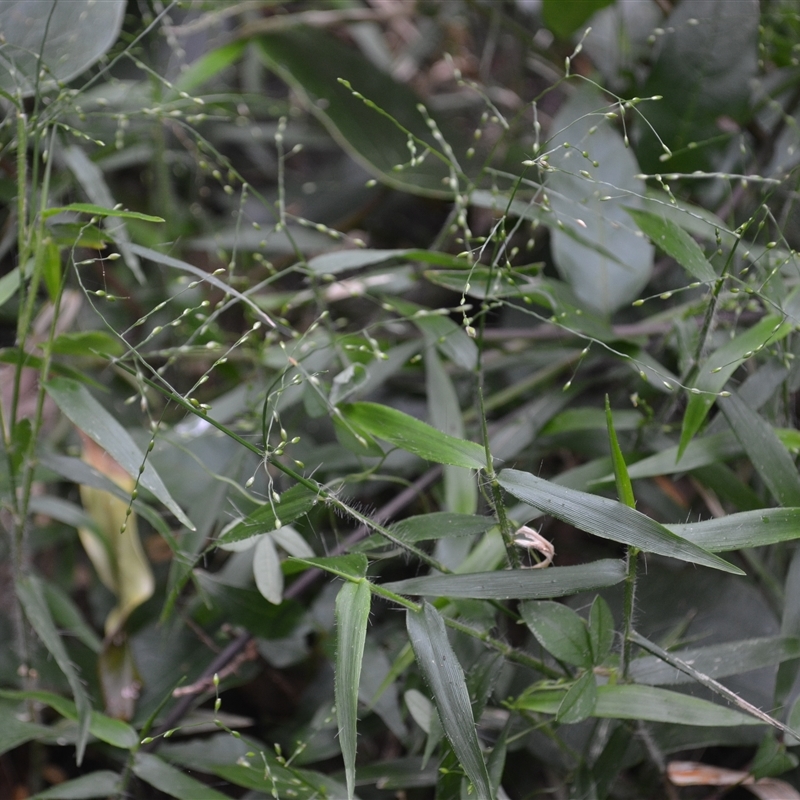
[3,1,800,797]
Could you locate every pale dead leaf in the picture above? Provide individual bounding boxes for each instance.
[667,761,800,799]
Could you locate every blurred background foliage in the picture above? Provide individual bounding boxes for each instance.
[3,0,800,798]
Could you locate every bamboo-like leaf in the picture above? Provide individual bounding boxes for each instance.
[384,559,625,599]
[626,207,717,282]
[425,348,477,514]
[0,689,138,749]
[288,554,368,581]
[335,580,372,800]
[557,672,597,724]
[44,377,194,531]
[719,391,800,508]
[499,469,741,573]
[513,684,761,726]
[407,603,492,797]
[253,534,283,605]
[521,600,593,667]
[667,508,800,552]
[339,402,486,469]
[215,484,319,547]
[390,512,495,543]
[42,202,164,222]
[133,752,230,799]
[16,578,92,763]
[679,315,792,458]
[29,770,122,799]
[630,637,800,685]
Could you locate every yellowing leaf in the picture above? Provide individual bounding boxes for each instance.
[79,436,154,637]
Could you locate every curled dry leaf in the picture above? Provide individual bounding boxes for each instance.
[667,761,800,800]
[513,525,554,568]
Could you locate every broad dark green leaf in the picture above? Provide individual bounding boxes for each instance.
[44,377,194,531]
[626,207,717,282]
[339,402,486,469]
[513,684,761,726]
[545,85,653,313]
[214,484,319,547]
[193,571,304,639]
[499,469,741,573]
[557,672,597,724]
[133,753,230,799]
[30,771,121,799]
[16,577,92,763]
[679,315,792,458]
[750,735,798,780]
[254,28,451,196]
[638,0,759,172]
[383,559,625,599]
[630,637,800,686]
[407,603,492,798]
[542,0,614,39]
[668,508,800,552]
[718,391,800,508]
[521,600,593,667]
[335,580,371,799]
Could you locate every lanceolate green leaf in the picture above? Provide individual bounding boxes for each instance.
[498,469,741,574]
[667,508,800,552]
[42,203,164,222]
[407,603,492,798]
[29,770,121,798]
[339,402,486,469]
[557,672,597,724]
[133,752,231,800]
[425,348,477,514]
[335,580,372,800]
[513,684,761,726]
[215,484,319,547]
[44,377,194,531]
[679,315,792,458]
[289,554,368,582]
[605,396,635,508]
[16,577,92,764]
[718,391,800,508]
[383,560,625,600]
[0,689,137,749]
[626,207,717,282]
[630,636,800,685]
